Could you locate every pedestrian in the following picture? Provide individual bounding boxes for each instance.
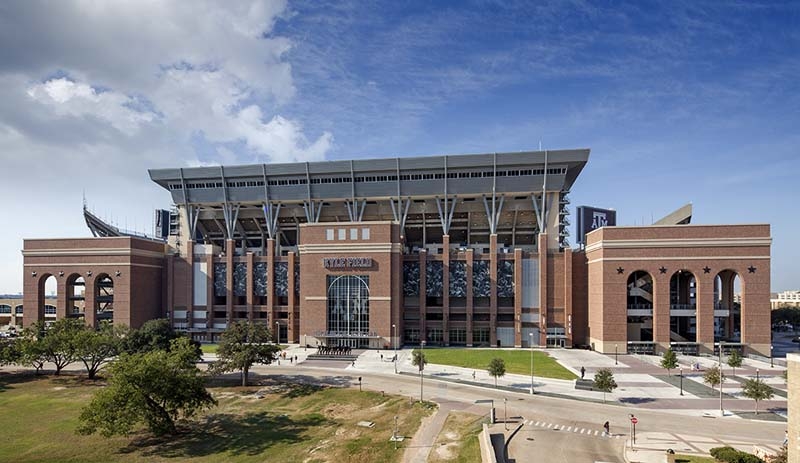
[289,356,293,364]
[580,366,586,380]
[380,353,384,361]
[784,430,789,446]
[294,355,298,363]
[603,421,610,436]
[472,371,476,380]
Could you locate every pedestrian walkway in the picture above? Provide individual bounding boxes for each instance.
[623,431,783,463]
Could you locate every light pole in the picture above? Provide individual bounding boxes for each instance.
[756,368,760,382]
[680,368,684,396]
[770,345,774,368]
[503,398,508,431]
[393,323,397,374]
[615,344,618,365]
[275,321,280,344]
[529,332,535,394]
[392,415,398,450]
[419,340,426,403]
[718,341,724,416]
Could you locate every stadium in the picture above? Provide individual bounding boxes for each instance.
[21,148,772,356]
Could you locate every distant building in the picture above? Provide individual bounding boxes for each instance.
[772,291,800,309]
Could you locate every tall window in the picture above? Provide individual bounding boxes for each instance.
[327,275,370,335]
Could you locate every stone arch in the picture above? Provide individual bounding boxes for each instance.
[626,270,654,344]
[714,269,741,341]
[669,269,697,343]
[66,273,86,319]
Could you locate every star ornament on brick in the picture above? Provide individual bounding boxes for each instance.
[748,265,757,273]
[659,267,667,274]
[616,267,625,274]
[703,266,711,274]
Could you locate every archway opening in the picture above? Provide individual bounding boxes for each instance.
[627,271,654,347]
[714,270,741,342]
[326,275,370,348]
[670,270,697,344]
[95,274,114,322]
[66,275,85,319]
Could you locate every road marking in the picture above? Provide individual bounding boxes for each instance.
[594,430,599,436]
[574,428,579,433]
[548,423,554,429]
[565,426,572,432]
[580,429,586,434]
[535,421,541,426]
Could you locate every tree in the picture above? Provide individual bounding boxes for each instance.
[14,328,47,374]
[487,358,506,388]
[39,318,82,375]
[74,322,124,379]
[741,378,773,415]
[0,339,19,366]
[77,337,216,437]
[704,365,725,392]
[209,321,280,387]
[412,349,427,372]
[726,350,743,378]
[593,368,617,403]
[121,319,178,354]
[660,348,678,376]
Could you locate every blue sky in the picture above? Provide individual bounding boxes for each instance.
[0,0,798,293]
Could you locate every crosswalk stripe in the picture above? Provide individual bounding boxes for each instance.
[616,435,620,439]
[566,426,572,432]
[581,429,586,434]
[573,428,579,433]
[548,423,554,429]
[594,430,599,436]
[535,421,541,426]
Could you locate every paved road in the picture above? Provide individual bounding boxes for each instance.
[257,363,785,462]
[509,418,624,463]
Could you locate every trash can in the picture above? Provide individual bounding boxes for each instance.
[665,449,675,463]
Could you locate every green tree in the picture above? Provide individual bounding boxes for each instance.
[412,349,427,372]
[121,318,201,360]
[593,368,617,403]
[74,322,124,379]
[39,318,83,375]
[704,365,725,392]
[741,378,774,415]
[660,348,678,376]
[77,337,215,437]
[14,328,47,374]
[726,350,743,378]
[0,339,19,366]
[209,321,280,387]
[487,358,506,388]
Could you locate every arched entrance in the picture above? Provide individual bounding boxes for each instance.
[95,274,114,322]
[326,275,370,348]
[714,270,741,342]
[627,271,654,346]
[66,274,85,319]
[670,270,697,345]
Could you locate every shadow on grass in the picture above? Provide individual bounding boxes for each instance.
[119,411,331,458]
[0,370,106,392]
[206,372,354,390]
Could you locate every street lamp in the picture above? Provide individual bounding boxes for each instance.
[393,323,398,374]
[503,398,508,431]
[680,368,684,396]
[419,340,426,403]
[529,332,535,394]
[615,344,618,365]
[756,368,760,382]
[275,321,280,344]
[392,415,399,450]
[718,341,724,416]
[770,345,774,368]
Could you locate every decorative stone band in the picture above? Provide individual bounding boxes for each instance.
[298,243,402,254]
[584,237,771,253]
[21,248,166,259]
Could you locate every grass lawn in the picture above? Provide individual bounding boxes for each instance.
[674,455,715,463]
[416,348,577,380]
[0,372,433,463]
[428,412,484,463]
[200,343,219,354]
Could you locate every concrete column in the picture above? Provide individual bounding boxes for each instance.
[514,248,523,347]
[225,240,234,325]
[186,240,194,331]
[267,238,276,325]
[696,274,715,354]
[538,233,548,347]
[56,276,68,320]
[466,249,474,347]
[489,234,498,347]
[287,251,296,342]
[787,353,799,463]
[564,247,573,347]
[442,235,450,346]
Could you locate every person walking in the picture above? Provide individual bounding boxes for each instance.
[580,366,586,380]
[603,421,610,436]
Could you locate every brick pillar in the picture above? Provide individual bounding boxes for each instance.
[266,238,276,327]
[696,273,715,354]
[466,249,474,347]
[514,248,523,347]
[246,252,254,322]
[225,240,234,326]
[489,234,498,347]
[287,252,296,342]
[167,254,177,327]
[56,276,68,320]
[206,253,214,334]
[84,276,96,328]
[538,233,548,347]
[419,249,427,343]
[653,272,671,354]
[442,235,450,346]
[564,248,573,347]
[23,272,43,328]
[186,241,194,331]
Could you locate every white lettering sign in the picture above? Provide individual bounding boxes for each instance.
[322,257,373,269]
[591,211,608,229]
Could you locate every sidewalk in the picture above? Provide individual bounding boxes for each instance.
[623,431,784,463]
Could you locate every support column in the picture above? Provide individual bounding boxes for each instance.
[84,276,96,328]
[466,249,474,347]
[419,249,427,343]
[167,254,177,327]
[538,233,548,347]
[653,273,671,354]
[56,277,68,320]
[206,253,214,337]
[225,240,234,326]
[288,251,297,342]
[186,241,195,332]
[442,235,450,346]
[246,252,254,322]
[267,238,276,326]
[490,234,498,347]
[696,274,715,354]
[564,247,573,347]
[514,249,523,347]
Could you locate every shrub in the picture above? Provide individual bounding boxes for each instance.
[709,446,764,463]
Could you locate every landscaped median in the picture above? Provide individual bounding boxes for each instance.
[412,348,578,380]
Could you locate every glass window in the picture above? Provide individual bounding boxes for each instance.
[362,228,370,240]
[326,229,334,241]
[350,228,358,240]
[338,229,346,240]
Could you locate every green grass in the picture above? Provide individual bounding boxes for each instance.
[428,412,484,463]
[416,348,577,380]
[200,343,219,353]
[0,373,432,463]
[674,455,715,463]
